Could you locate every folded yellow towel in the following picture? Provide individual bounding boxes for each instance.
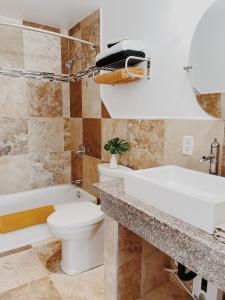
[0,205,55,233]
[95,68,145,85]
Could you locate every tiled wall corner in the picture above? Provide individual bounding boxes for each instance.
[68,23,82,74]
[69,10,102,197]
[80,10,100,69]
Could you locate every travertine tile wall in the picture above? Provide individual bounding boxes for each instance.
[69,10,225,198]
[69,10,103,197]
[0,21,71,194]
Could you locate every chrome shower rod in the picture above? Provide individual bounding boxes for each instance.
[0,21,95,47]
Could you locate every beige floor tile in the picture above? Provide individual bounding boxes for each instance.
[0,249,48,293]
[140,281,191,300]
[50,266,104,300]
[32,239,62,269]
[0,277,62,300]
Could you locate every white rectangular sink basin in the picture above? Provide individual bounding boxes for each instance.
[124,166,225,234]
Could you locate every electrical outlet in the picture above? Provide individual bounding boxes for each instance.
[182,136,194,155]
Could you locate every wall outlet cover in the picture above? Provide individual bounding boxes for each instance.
[182,136,194,155]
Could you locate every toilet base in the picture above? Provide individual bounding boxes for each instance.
[60,222,104,275]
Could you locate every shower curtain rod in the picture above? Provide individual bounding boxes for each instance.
[0,21,95,47]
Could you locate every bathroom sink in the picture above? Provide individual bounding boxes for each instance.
[124,165,225,234]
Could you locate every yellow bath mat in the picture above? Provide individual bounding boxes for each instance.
[95,68,145,84]
[0,205,55,233]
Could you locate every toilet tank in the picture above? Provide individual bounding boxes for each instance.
[98,163,132,182]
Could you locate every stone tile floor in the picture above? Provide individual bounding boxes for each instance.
[0,238,104,300]
[0,238,192,300]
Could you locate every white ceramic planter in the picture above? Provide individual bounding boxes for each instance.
[110,154,118,169]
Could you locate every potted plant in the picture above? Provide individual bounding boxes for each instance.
[104,137,130,169]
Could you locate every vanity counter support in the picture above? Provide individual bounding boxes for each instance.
[93,179,225,294]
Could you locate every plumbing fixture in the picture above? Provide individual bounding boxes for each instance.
[76,191,81,198]
[72,144,86,160]
[65,57,82,71]
[200,138,220,175]
[71,179,83,186]
[164,266,195,299]
[177,263,197,282]
[183,65,193,72]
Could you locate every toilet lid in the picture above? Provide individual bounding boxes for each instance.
[47,202,104,228]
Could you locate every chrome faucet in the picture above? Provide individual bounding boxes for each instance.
[200,138,220,175]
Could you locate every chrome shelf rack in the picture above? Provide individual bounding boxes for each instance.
[72,56,151,81]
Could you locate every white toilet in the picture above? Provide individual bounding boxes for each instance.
[47,202,104,275]
[47,163,132,275]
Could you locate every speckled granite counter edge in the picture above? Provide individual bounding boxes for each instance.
[93,179,225,291]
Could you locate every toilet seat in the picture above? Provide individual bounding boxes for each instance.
[47,202,104,229]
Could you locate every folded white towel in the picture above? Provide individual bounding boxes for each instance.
[214,222,225,243]
[96,40,145,63]
[215,235,225,244]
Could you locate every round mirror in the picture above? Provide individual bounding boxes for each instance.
[189,0,225,118]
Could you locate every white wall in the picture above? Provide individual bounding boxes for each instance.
[190,0,225,94]
[101,0,215,119]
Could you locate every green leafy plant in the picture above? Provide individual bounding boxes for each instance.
[104,137,130,155]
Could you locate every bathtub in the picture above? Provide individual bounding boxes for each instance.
[0,184,96,253]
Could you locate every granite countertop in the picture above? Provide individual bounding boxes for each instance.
[93,179,225,291]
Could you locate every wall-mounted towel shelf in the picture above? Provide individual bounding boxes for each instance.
[94,56,151,84]
[0,56,151,83]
